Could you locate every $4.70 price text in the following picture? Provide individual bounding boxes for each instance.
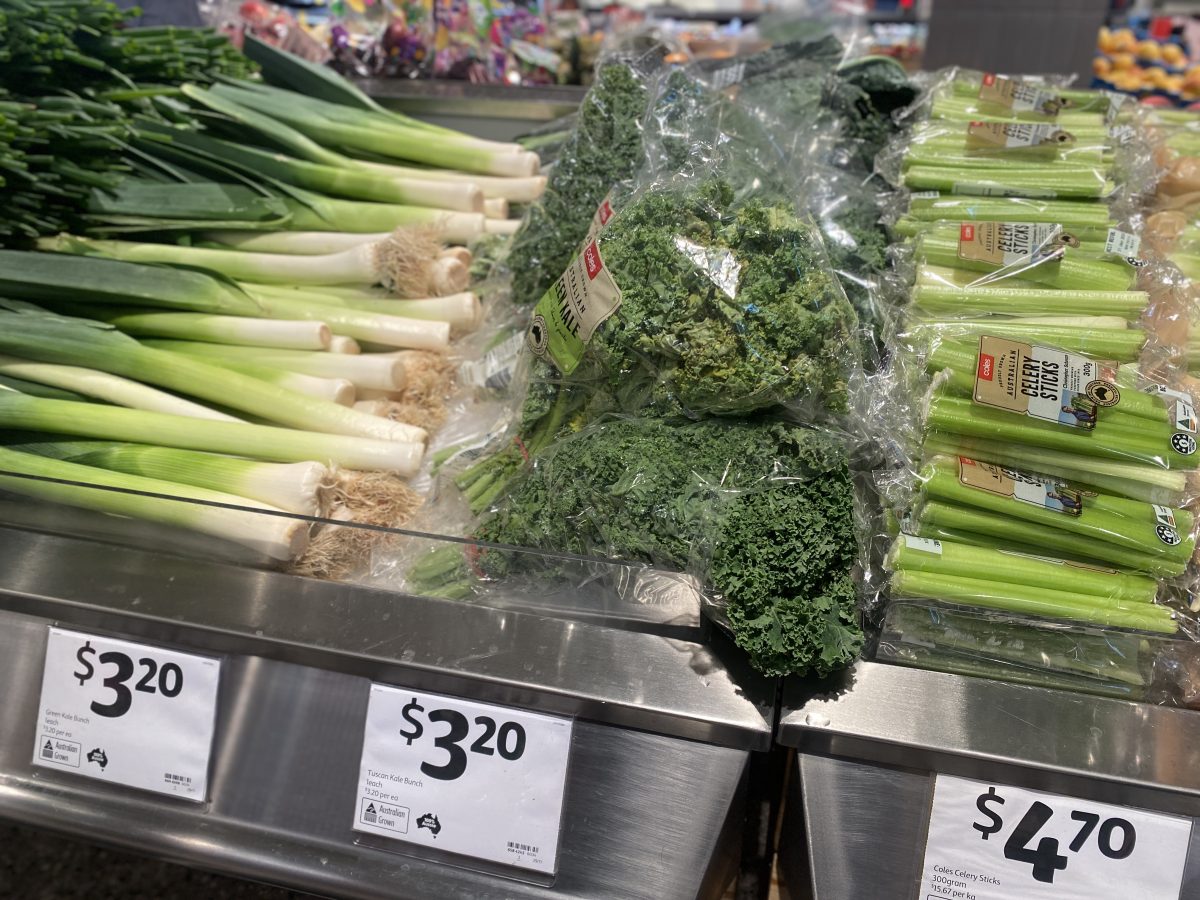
[973,786,1135,883]
[74,640,184,719]
[397,696,527,781]
[920,774,1192,900]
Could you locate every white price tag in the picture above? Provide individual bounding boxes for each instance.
[904,535,943,555]
[33,628,220,800]
[353,684,573,873]
[919,774,1191,899]
[1104,228,1144,266]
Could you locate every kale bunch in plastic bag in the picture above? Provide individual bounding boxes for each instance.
[411,416,862,677]
[451,177,857,515]
[507,63,649,307]
[589,177,856,417]
[825,55,917,172]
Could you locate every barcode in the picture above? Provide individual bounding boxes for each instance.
[164,772,192,784]
[507,841,539,853]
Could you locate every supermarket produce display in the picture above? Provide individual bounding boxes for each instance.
[13,2,1200,897]
[0,0,919,682]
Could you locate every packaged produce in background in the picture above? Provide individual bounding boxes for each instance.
[19,2,1200,699]
[385,22,916,677]
[856,66,1200,705]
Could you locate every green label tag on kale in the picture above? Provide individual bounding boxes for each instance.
[527,239,623,374]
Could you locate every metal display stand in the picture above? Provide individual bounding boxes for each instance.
[774,660,1200,900]
[0,86,779,898]
[0,519,774,899]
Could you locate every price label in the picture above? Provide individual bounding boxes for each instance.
[918,774,1191,899]
[32,628,220,800]
[353,684,572,873]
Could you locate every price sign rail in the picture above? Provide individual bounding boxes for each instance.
[0,524,772,900]
[776,661,1200,900]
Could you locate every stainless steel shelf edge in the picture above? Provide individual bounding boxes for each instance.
[0,526,773,750]
[0,610,749,900]
[779,661,1200,806]
[776,661,1200,900]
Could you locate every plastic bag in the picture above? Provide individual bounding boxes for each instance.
[404,414,862,677]
[505,38,673,309]
[876,600,1166,700]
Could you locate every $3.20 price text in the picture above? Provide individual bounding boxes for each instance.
[397,696,527,781]
[974,785,1135,884]
[73,640,184,719]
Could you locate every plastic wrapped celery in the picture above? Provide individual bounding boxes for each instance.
[877,600,1161,699]
[909,455,1194,580]
[935,70,1112,122]
[893,195,1117,241]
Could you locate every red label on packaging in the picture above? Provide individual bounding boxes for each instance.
[584,241,602,280]
[982,72,996,87]
[960,223,975,242]
[598,200,614,226]
[978,354,995,381]
[959,456,976,466]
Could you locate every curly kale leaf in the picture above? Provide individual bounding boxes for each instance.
[507,64,649,307]
[825,56,917,170]
[470,417,862,677]
[590,179,856,417]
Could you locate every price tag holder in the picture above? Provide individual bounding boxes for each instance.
[353,684,573,874]
[918,774,1191,899]
[32,627,220,801]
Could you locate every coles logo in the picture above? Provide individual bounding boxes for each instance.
[977,353,995,381]
[960,223,975,242]
[982,72,996,87]
[584,241,603,280]
[598,200,613,226]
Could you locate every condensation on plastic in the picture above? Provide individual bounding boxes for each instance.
[875,600,1185,702]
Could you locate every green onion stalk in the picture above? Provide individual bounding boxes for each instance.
[0,308,425,444]
[4,438,328,517]
[0,354,241,421]
[38,232,467,298]
[0,393,423,475]
[141,340,410,393]
[0,446,308,561]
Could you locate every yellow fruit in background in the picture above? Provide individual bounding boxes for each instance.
[1167,74,1186,93]
[1094,56,1113,78]
[1164,43,1187,66]
[1099,26,1114,53]
[1112,52,1136,71]
[1113,28,1137,53]
[1139,40,1162,60]
[1147,67,1169,87]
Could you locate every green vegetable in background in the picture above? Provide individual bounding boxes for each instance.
[507,64,650,307]
[413,417,862,678]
